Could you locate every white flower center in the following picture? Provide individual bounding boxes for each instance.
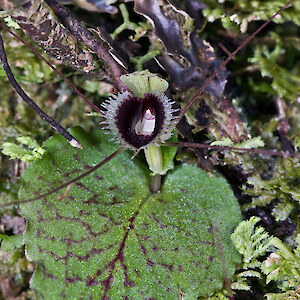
[135,108,156,136]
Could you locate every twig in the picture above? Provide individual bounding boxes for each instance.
[0,31,82,149]
[178,0,295,121]
[44,0,127,91]
[0,21,102,113]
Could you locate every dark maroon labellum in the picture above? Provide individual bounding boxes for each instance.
[115,93,166,148]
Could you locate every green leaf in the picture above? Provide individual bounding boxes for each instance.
[0,234,24,252]
[272,201,295,221]
[261,236,300,291]
[3,16,20,29]
[237,137,265,149]
[2,136,45,162]
[211,137,234,147]
[211,136,264,149]
[231,217,273,265]
[19,127,242,299]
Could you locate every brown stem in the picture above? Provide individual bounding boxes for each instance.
[0,31,82,149]
[150,174,162,194]
[44,0,127,91]
[178,0,294,121]
[0,21,102,113]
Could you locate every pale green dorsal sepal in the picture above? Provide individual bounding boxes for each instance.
[120,70,169,98]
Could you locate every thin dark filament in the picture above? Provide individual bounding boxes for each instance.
[0,31,82,149]
[0,21,102,114]
[178,0,294,122]
[0,147,125,207]
[166,141,300,158]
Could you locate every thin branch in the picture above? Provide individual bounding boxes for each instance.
[0,31,82,148]
[165,141,300,158]
[0,147,125,207]
[0,21,102,113]
[177,0,294,121]
[150,174,161,194]
[44,0,127,91]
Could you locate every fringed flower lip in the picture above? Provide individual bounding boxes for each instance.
[101,71,178,153]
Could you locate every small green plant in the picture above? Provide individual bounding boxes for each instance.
[231,216,273,268]
[0,234,23,252]
[243,157,300,220]
[2,136,45,162]
[231,217,300,298]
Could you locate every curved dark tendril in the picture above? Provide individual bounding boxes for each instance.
[44,0,127,91]
[0,31,82,149]
[0,148,125,207]
[177,0,295,122]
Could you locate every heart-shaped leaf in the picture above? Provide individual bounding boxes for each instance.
[19,127,242,299]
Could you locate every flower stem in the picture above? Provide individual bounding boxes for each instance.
[144,144,164,193]
[150,174,161,193]
[144,144,163,174]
